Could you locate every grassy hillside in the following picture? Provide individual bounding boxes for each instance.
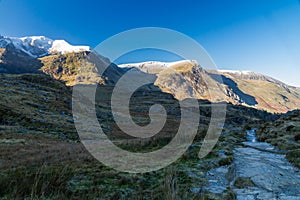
[0,73,279,199]
[207,71,300,113]
[0,46,43,73]
[257,110,300,168]
[229,77,300,113]
[0,73,75,139]
[40,51,124,86]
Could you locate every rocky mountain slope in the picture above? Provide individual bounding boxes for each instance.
[1,35,300,113]
[120,61,300,113]
[0,36,123,85]
[212,70,300,113]
[39,51,124,86]
[0,36,89,74]
[0,36,89,57]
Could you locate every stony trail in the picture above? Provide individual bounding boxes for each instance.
[233,141,300,200]
[206,129,300,200]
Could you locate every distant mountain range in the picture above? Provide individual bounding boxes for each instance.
[120,60,300,113]
[1,35,299,113]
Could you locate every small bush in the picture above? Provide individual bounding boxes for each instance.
[244,125,252,131]
[218,156,233,166]
[234,177,255,189]
[286,149,300,168]
[294,134,300,142]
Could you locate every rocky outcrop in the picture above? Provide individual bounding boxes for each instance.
[0,44,43,73]
[40,51,125,86]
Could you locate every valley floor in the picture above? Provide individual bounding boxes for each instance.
[1,73,299,199]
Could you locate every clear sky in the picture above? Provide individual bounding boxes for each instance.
[1,0,300,86]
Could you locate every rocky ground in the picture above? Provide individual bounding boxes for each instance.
[205,130,300,200]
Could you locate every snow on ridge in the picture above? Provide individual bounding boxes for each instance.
[119,60,198,68]
[19,36,51,44]
[218,69,253,74]
[119,61,169,68]
[0,36,90,57]
[49,40,90,54]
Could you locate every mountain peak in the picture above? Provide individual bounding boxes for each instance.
[0,36,90,58]
[118,60,200,74]
[49,40,90,54]
[19,36,50,42]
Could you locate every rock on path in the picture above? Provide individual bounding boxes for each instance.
[233,142,300,200]
[205,129,300,200]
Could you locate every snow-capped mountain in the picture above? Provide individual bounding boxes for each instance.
[1,34,299,113]
[119,60,200,74]
[0,36,90,58]
[117,60,300,113]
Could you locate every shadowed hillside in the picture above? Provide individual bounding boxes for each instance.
[0,72,279,199]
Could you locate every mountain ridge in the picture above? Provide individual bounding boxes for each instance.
[120,60,300,113]
[0,35,90,58]
[1,36,300,113]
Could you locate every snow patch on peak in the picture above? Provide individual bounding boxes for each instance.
[49,40,89,54]
[218,70,253,74]
[0,36,90,57]
[19,36,50,42]
[119,60,198,68]
[119,61,169,68]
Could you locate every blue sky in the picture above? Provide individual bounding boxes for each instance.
[1,0,300,86]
